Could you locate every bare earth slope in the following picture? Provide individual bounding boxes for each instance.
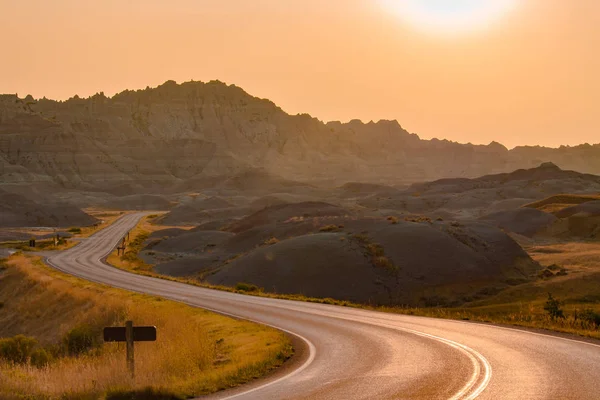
[0,188,97,228]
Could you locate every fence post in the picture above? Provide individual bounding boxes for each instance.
[126,320,134,379]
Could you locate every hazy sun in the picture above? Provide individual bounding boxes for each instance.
[379,0,517,34]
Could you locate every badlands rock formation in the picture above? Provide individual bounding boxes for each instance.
[1,80,599,191]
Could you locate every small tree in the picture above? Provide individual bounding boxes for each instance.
[543,293,565,320]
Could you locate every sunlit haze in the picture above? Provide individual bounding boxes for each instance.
[378,0,517,34]
[1,0,597,148]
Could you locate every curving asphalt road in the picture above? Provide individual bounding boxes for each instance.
[47,213,600,399]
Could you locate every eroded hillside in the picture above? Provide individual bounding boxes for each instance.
[2,81,600,191]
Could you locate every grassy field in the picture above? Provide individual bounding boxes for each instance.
[0,254,292,400]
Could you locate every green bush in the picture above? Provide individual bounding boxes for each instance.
[68,227,82,234]
[30,347,53,368]
[62,324,101,356]
[263,237,279,245]
[235,283,261,292]
[580,309,600,328]
[319,225,341,232]
[543,293,565,320]
[0,335,39,364]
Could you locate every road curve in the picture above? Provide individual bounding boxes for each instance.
[47,213,600,399]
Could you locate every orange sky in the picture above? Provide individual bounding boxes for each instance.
[0,0,597,148]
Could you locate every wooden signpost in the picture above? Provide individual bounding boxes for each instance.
[103,321,156,378]
[116,236,127,256]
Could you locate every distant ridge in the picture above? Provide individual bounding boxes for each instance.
[1,80,599,190]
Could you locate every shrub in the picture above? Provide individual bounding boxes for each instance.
[366,243,384,257]
[580,309,600,328]
[373,256,396,271]
[405,216,432,224]
[235,283,262,292]
[62,324,101,356]
[538,269,555,279]
[556,268,568,276]
[68,227,82,234]
[543,293,565,320]
[0,335,39,364]
[263,237,279,246]
[386,216,399,224]
[319,225,341,232]
[30,347,53,368]
[351,233,370,245]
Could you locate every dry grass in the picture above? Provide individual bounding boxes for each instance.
[262,237,280,246]
[433,239,600,339]
[0,254,291,399]
[525,194,600,214]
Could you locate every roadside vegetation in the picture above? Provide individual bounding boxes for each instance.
[0,254,292,399]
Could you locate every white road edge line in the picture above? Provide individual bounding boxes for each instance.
[188,305,317,400]
[455,320,600,350]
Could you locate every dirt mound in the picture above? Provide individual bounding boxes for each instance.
[555,200,600,218]
[249,195,290,210]
[410,164,600,199]
[190,219,238,231]
[485,198,534,214]
[148,228,189,239]
[0,189,97,228]
[0,231,32,242]
[159,197,251,226]
[525,194,600,213]
[157,196,240,225]
[479,208,558,237]
[104,194,173,210]
[218,170,316,195]
[206,219,538,306]
[337,182,400,198]
[225,202,350,233]
[152,230,234,254]
[207,233,389,303]
[192,196,234,209]
[154,258,217,277]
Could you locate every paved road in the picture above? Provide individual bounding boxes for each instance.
[47,213,600,399]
